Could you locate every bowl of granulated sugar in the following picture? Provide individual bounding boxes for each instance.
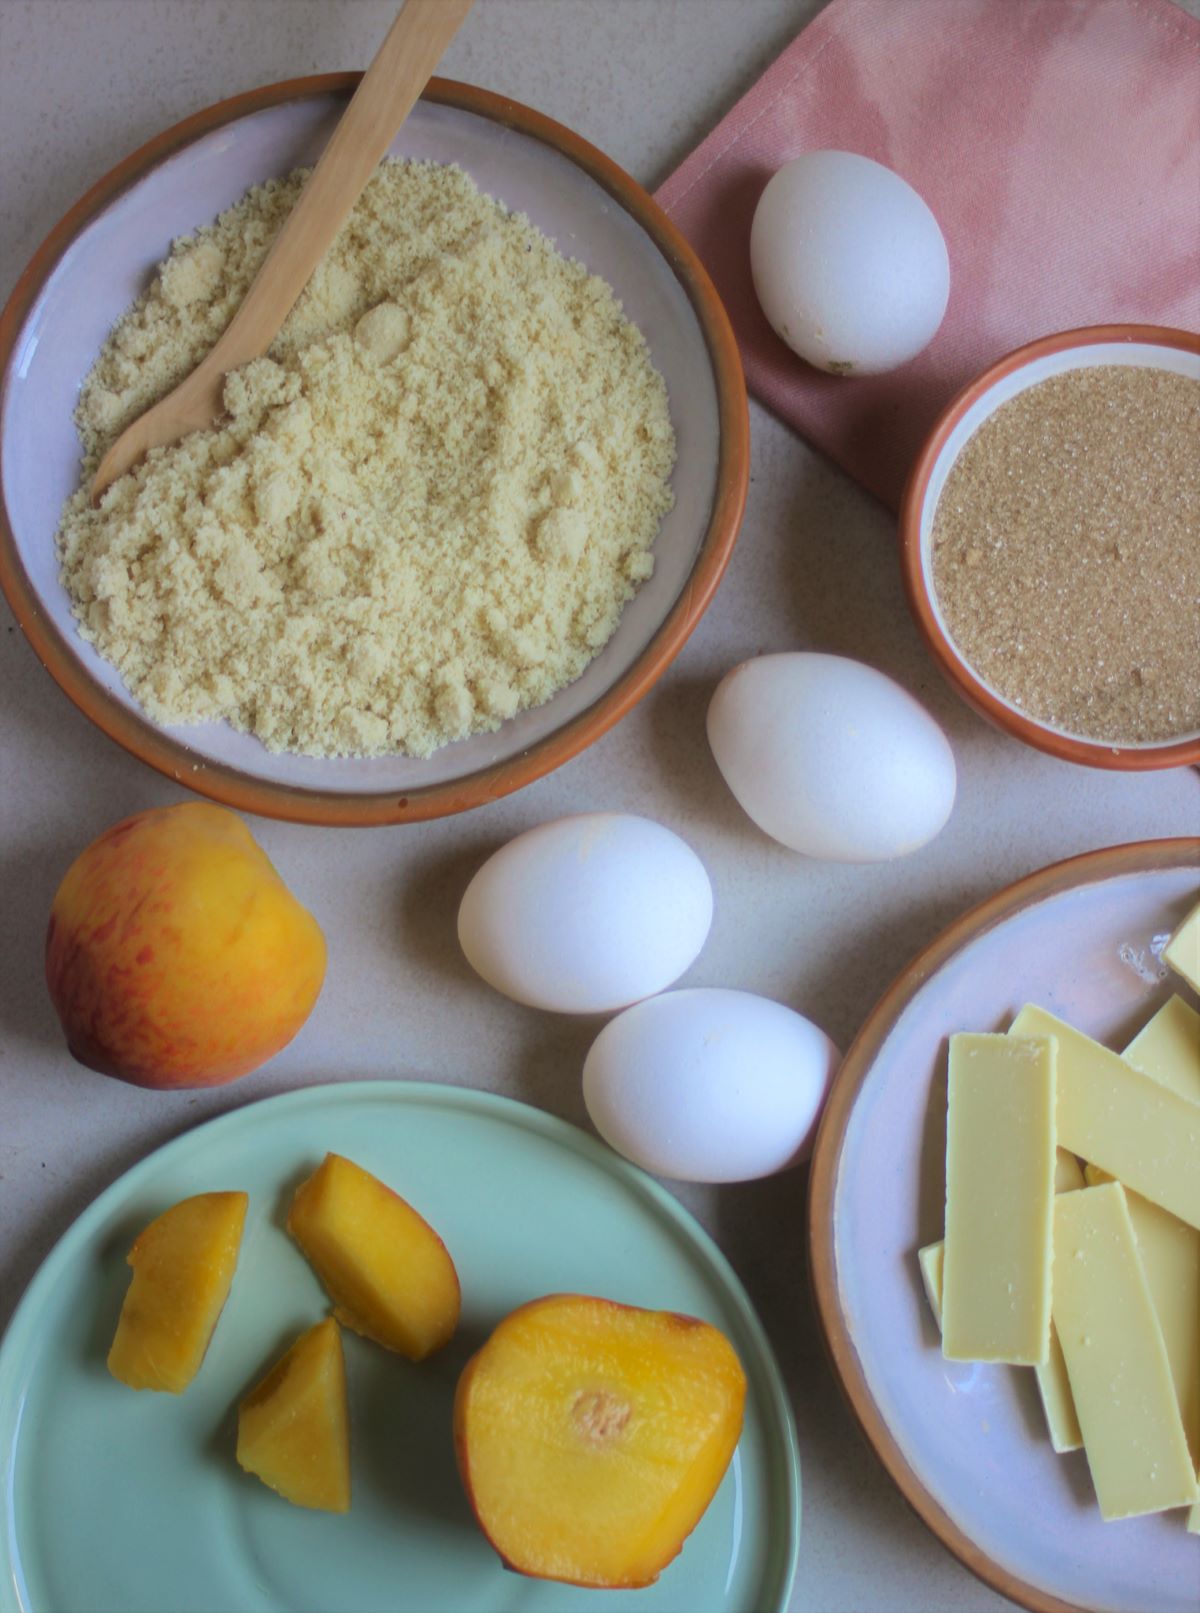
[0,77,747,825]
[899,325,1200,770]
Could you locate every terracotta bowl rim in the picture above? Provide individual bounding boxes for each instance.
[898,323,1200,772]
[807,833,1200,1613]
[0,73,749,826]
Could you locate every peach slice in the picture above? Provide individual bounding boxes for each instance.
[287,1153,460,1360]
[237,1317,350,1513]
[453,1293,747,1588]
[108,1191,248,1393]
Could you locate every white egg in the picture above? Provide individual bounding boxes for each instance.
[707,653,956,862]
[458,813,713,1014]
[583,988,839,1182]
[750,150,949,375]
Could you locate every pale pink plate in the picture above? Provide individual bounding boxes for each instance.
[809,838,1200,1613]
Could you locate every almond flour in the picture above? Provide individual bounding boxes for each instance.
[56,160,676,758]
[930,365,1200,745]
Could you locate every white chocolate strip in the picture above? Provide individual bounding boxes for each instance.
[1052,1183,1197,1521]
[1163,900,1200,994]
[1010,1005,1200,1230]
[1123,994,1200,1104]
[1083,1164,1200,1473]
[1122,995,1200,1529]
[942,1033,1056,1365]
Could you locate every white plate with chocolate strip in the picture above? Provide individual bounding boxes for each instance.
[809,838,1200,1613]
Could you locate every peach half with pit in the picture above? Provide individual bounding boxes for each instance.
[453,1293,746,1588]
[45,802,326,1089]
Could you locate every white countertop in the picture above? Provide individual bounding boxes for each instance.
[1,4,1197,1611]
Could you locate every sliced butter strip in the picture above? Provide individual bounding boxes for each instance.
[1123,994,1200,1103]
[1083,1164,1200,1469]
[1010,1005,1200,1231]
[1052,1183,1197,1521]
[1190,1501,1200,1535]
[918,1230,1082,1453]
[942,1033,1056,1365]
[1162,900,1200,993]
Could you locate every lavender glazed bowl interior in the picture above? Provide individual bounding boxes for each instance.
[813,839,1200,1613]
[1,87,730,818]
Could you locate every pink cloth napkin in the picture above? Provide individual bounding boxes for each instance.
[656,0,1200,511]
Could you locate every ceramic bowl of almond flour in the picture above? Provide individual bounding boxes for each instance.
[0,76,747,825]
[900,325,1200,771]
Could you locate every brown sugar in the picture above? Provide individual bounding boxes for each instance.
[930,365,1199,746]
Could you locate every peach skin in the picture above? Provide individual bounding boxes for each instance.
[45,802,326,1089]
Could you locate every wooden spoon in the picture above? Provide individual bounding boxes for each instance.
[91,0,474,501]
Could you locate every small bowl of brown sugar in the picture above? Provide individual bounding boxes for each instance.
[900,325,1200,769]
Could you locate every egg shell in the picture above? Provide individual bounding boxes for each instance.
[583,987,840,1183]
[707,652,956,862]
[457,813,713,1014]
[750,150,949,375]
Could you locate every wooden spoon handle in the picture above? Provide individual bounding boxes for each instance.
[90,0,473,500]
[209,0,474,377]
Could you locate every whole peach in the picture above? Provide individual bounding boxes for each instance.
[46,802,326,1089]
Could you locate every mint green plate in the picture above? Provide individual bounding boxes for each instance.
[0,1082,799,1613]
